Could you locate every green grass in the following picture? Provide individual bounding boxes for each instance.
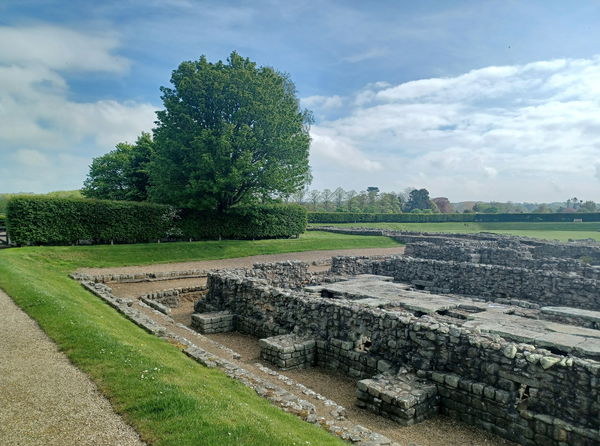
[313,221,600,242]
[0,231,400,446]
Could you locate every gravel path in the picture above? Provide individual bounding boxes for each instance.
[78,247,405,277]
[0,289,145,446]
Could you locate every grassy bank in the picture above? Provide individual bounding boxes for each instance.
[0,232,400,446]
[311,221,600,242]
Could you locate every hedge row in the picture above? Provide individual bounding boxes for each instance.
[176,205,307,240]
[308,212,476,223]
[6,196,174,245]
[308,212,600,224]
[6,197,307,246]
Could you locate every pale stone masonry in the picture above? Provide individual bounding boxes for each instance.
[193,231,600,446]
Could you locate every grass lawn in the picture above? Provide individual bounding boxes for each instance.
[312,221,600,242]
[0,231,400,446]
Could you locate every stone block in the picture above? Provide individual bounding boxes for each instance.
[191,311,233,334]
[259,334,316,370]
[356,372,438,426]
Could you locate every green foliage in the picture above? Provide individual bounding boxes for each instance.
[6,196,173,245]
[404,188,434,212]
[0,190,82,215]
[177,205,307,240]
[150,52,312,211]
[82,132,154,201]
[6,197,306,245]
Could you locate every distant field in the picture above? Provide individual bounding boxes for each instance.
[311,221,600,242]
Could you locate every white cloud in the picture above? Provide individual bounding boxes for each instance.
[301,95,344,111]
[13,149,49,167]
[309,56,600,201]
[0,25,130,73]
[0,25,156,193]
[310,129,382,172]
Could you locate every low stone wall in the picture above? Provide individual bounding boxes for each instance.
[404,241,600,279]
[313,226,600,264]
[199,269,600,446]
[247,261,318,288]
[331,256,600,310]
[140,285,206,308]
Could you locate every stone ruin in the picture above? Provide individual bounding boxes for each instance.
[191,230,600,446]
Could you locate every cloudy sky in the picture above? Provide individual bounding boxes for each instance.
[1,0,600,201]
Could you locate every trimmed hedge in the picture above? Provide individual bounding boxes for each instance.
[6,197,307,245]
[177,205,307,240]
[6,196,174,245]
[308,212,476,223]
[308,212,600,224]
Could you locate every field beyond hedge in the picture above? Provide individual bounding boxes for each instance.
[0,232,399,446]
[312,221,600,242]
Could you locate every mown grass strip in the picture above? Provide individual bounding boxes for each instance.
[0,232,400,446]
[312,221,600,242]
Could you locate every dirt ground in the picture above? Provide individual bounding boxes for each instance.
[0,289,145,446]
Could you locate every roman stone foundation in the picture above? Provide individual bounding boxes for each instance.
[191,232,600,446]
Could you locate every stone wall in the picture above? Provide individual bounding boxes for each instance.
[313,226,600,264]
[404,241,600,280]
[246,261,319,288]
[199,269,600,446]
[330,256,600,310]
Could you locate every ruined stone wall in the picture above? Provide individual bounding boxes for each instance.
[532,244,600,265]
[331,256,600,310]
[200,270,600,446]
[313,226,600,264]
[404,241,600,279]
[247,261,316,288]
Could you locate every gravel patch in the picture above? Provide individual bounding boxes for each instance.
[0,289,145,446]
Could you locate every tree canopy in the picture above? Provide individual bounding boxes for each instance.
[403,188,434,212]
[82,132,153,201]
[149,52,313,211]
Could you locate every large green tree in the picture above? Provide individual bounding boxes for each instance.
[149,52,313,211]
[82,132,154,201]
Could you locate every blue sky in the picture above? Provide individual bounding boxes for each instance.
[1,0,600,201]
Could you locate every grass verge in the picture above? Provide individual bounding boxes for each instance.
[0,232,400,446]
[312,221,600,242]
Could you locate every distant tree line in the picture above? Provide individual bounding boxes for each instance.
[287,187,446,213]
[290,188,598,214]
